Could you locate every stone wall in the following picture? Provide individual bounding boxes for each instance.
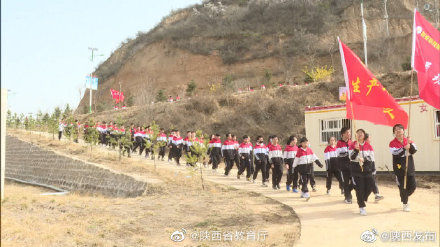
[5,135,147,197]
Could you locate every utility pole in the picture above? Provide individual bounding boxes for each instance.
[436,0,439,28]
[361,0,368,67]
[383,0,389,37]
[88,47,98,114]
[87,48,104,113]
[119,81,122,109]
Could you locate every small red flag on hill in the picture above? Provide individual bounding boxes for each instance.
[338,38,409,128]
[411,9,440,109]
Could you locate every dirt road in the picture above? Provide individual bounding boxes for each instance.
[148,158,439,247]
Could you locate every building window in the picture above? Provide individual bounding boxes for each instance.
[320,119,351,143]
[435,110,440,138]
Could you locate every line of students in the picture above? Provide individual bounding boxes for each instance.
[65,120,418,216]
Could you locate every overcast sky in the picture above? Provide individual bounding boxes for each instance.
[1,0,201,114]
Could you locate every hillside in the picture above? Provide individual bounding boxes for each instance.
[77,71,416,140]
[75,0,435,137]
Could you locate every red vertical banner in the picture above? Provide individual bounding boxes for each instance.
[338,38,409,128]
[411,9,440,109]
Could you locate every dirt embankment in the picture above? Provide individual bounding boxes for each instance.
[2,130,301,247]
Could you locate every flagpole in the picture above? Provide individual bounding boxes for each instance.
[404,69,414,189]
[119,81,122,109]
[88,47,98,114]
[361,0,368,67]
[349,100,363,171]
[404,8,417,190]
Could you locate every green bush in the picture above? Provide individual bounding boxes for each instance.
[186,80,197,96]
[401,57,411,71]
[156,89,167,102]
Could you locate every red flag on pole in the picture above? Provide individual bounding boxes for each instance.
[338,38,409,128]
[411,9,440,109]
[110,89,120,103]
[110,89,119,99]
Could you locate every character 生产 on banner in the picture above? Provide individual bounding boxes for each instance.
[338,38,409,128]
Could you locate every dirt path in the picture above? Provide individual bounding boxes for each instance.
[142,157,439,247]
[8,130,439,246]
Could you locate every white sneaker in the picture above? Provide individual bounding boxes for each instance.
[360,207,367,216]
[403,204,411,212]
[326,189,330,195]
[304,192,311,201]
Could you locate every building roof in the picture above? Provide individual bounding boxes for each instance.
[304,96,422,112]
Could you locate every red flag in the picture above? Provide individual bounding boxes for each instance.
[411,9,440,109]
[110,89,120,100]
[338,38,409,128]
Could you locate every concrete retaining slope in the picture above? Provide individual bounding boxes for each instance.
[5,135,147,197]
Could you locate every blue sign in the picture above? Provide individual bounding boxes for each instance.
[85,76,98,90]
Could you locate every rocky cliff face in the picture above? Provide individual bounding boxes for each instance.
[76,0,436,114]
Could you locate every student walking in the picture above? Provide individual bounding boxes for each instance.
[324,137,344,195]
[252,136,269,187]
[237,135,253,181]
[349,129,376,216]
[269,136,284,190]
[337,126,354,204]
[292,137,323,200]
[389,124,417,212]
[284,135,298,192]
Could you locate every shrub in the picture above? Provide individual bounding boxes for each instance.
[126,93,135,107]
[186,80,197,96]
[156,90,167,102]
[401,57,411,71]
[302,66,335,82]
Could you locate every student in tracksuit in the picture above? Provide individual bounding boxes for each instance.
[284,135,298,192]
[208,134,222,171]
[252,136,269,187]
[324,136,344,195]
[156,128,167,161]
[167,130,175,162]
[292,137,323,200]
[269,136,284,190]
[365,133,384,202]
[237,135,253,181]
[207,134,215,166]
[171,131,183,165]
[232,135,241,172]
[337,126,354,204]
[349,129,376,216]
[58,119,66,140]
[132,127,145,155]
[266,136,273,182]
[144,126,153,159]
[183,131,192,155]
[222,133,236,176]
[183,131,193,166]
[99,122,107,145]
[389,124,417,212]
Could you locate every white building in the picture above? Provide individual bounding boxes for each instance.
[304,97,440,173]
